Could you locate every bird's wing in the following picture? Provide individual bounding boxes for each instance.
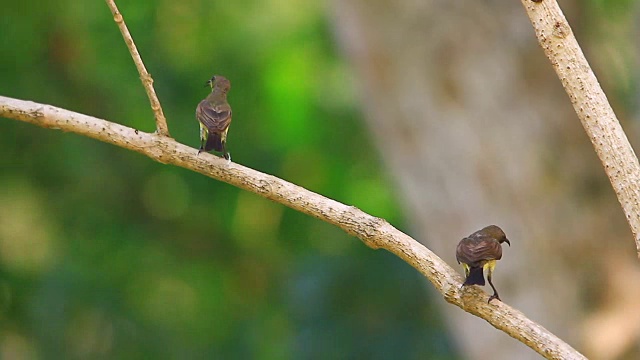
[456,236,503,266]
[196,101,232,132]
[476,232,504,261]
[456,238,475,265]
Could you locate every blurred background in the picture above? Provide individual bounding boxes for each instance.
[1,0,639,359]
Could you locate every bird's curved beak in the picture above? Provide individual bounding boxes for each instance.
[205,77,216,88]
[504,239,511,246]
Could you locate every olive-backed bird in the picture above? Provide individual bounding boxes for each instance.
[456,225,510,303]
[196,75,232,160]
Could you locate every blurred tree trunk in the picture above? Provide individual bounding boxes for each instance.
[331,1,640,359]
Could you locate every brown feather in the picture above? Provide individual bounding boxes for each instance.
[456,225,510,302]
[456,237,502,267]
[196,100,232,133]
[456,225,508,267]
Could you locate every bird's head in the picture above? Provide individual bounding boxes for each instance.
[205,75,231,93]
[483,225,510,246]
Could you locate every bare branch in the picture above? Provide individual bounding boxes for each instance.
[104,0,171,137]
[521,0,640,257]
[0,95,586,359]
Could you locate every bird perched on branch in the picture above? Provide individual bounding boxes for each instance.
[456,225,510,303]
[196,75,232,160]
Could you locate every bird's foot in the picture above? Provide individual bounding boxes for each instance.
[488,293,501,304]
[224,152,231,163]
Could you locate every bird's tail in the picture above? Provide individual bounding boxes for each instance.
[464,267,485,286]
[204,132,224,153]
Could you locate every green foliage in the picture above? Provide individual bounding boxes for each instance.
[584,0,639,114]
[0,0,457,358]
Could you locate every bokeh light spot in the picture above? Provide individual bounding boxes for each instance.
[142,171,190,220]
[0,179,60,275]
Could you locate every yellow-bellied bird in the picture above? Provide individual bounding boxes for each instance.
[196,75,232,160]
[456,225,510,303]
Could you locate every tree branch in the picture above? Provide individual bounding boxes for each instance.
[521,0,640,257]
[104,0,171,137]
[1,95,585,359]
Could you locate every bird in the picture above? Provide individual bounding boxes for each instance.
[196,75,232,161]
[456,225,510,303]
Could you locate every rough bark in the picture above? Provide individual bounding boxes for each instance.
[105,0,170,137]
[330,0,639,359]
[1,95,584,359]
[522,0,640,256]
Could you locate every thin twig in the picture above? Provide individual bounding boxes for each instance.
[0,95,586,360]
[521,0,640,257]
[104,0,171,137]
